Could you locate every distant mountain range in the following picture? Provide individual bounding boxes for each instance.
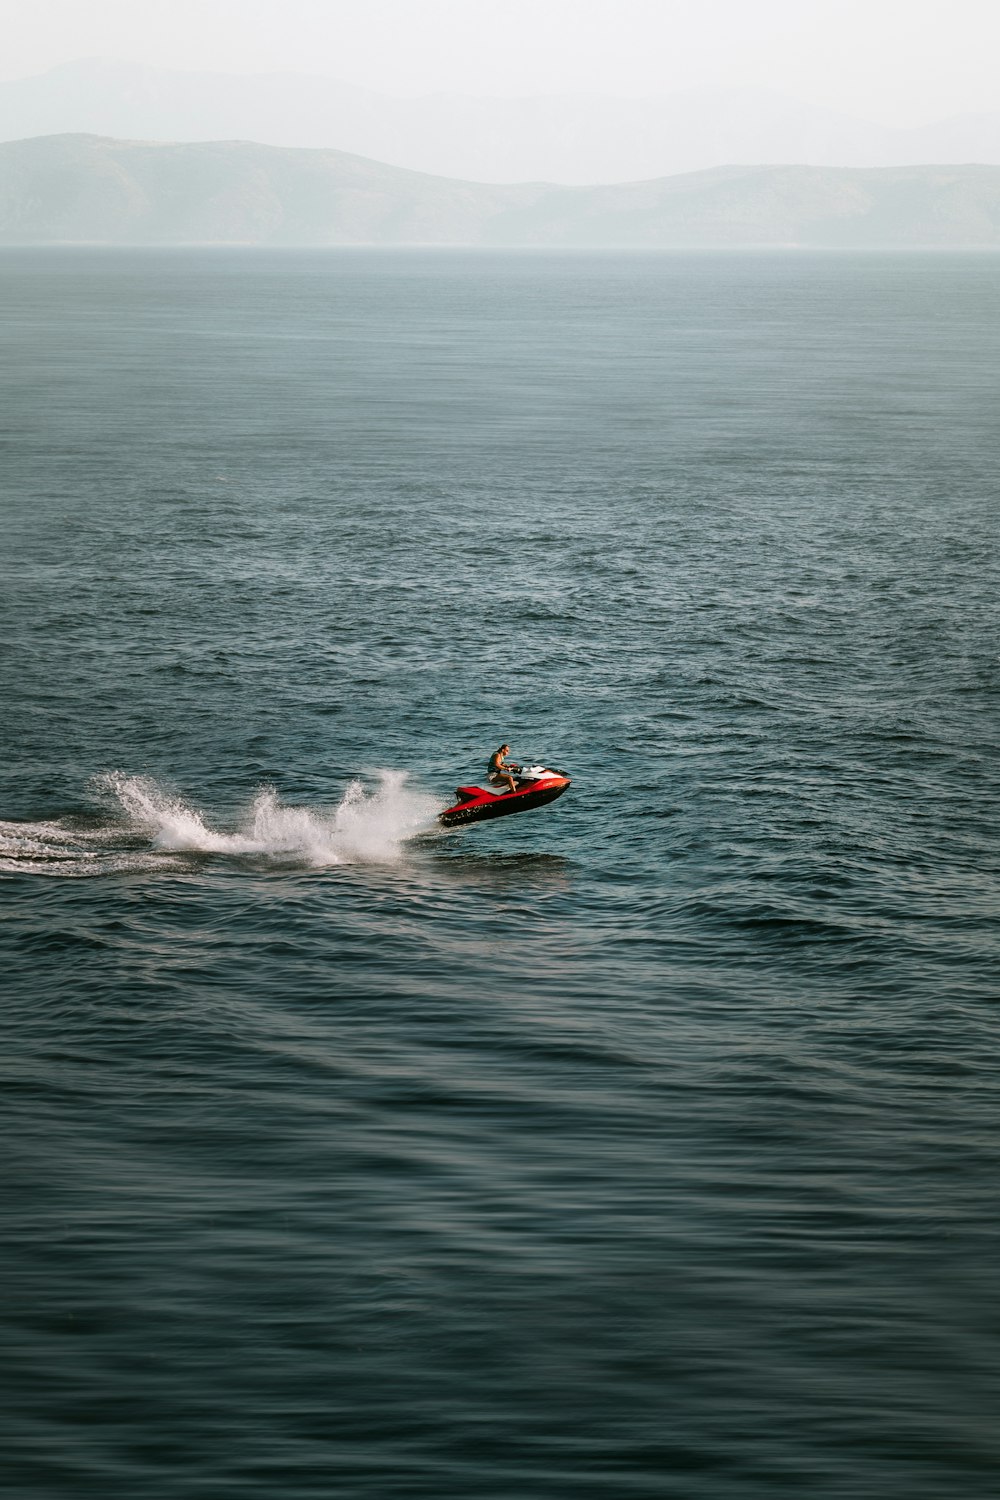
[3,60,1000,185]
[3,135,1000,248]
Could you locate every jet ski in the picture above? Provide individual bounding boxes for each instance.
[439,765,571,828]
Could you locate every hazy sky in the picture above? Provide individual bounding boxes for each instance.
[3,0,999,125]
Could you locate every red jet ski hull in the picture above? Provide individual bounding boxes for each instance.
[439,774,570,828]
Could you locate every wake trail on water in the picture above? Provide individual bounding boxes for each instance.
[0,771,443,878]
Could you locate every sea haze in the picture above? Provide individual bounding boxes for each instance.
[5,136,1000,247]
[2,248,999,1498]
[6,60,1000,182]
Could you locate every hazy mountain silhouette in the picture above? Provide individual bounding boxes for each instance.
[3,134,1000,247]
[3,60,1000,185]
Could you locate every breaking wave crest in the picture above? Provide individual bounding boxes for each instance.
[0,771,443,878]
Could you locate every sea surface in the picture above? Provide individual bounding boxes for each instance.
[2,248,999,1498]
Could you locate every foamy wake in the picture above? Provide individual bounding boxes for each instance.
[0,771,443,878]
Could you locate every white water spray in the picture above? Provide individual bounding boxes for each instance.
[0,772,443,877]
[101,770,441,866]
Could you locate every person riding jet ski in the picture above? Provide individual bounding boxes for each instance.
[487,743,521,794]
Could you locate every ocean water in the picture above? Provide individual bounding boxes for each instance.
[2,247,999,1498]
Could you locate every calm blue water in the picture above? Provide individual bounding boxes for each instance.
[3,248,999,1498]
